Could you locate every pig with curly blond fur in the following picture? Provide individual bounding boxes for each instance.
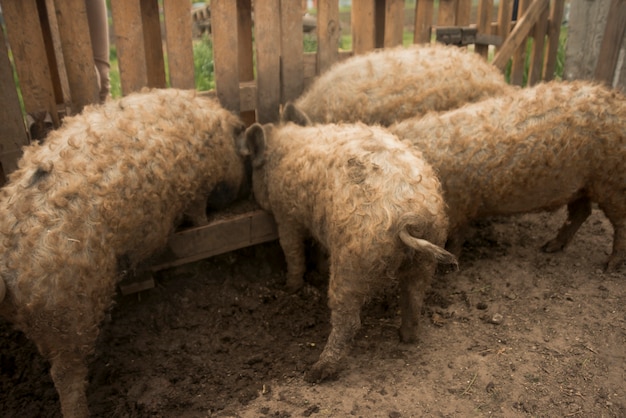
[238,120,456,383]
[0,89,247,418]
[282,43,514,127]
[388,80,626,271]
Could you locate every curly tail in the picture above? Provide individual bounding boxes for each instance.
[399,228,458,268]
[0,277,5,303]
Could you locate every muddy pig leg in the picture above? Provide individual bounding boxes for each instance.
[33,326,96,418]
[276,221,308,292]
[599,202,626,272]
[398,255,437,343]
[305,262,365,383]
[542,197,592,253]
[50,350,90,418]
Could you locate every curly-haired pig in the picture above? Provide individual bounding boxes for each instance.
[0,88,247,417]
[238,121,457,382]
[388,80,626,271]
[282,42,514,126]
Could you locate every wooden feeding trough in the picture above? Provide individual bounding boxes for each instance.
[1,0,624,295]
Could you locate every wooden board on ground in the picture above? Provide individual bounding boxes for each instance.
[119,208,278,295]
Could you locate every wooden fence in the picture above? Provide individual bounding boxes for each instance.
[2,0,621,292]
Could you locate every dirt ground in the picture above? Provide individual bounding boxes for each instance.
[1,206,625,417]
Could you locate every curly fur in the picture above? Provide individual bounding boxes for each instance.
[388,80,626,270]
[0,88,246,417]
[285,43,514,126]
[240,122,455,383]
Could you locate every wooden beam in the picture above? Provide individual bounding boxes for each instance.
[413,0,434,44]
[280,0,304,103]
[384,0,405,48]
[594,0,626,85]
[475,0,494,58]
[53,0,100,112]
[110,0,148,95]
[254,0,281,123]
[316,0,340,75]
[238,0,256,125]
[140,0,166,88]
[1,0,58,121]
[163,0,195,89]
[542,0,566,81]
[352,0,377,53]
[212,0,241,113]
[526,0,550,85]
[492,0,550,71]
[150,210,278,272]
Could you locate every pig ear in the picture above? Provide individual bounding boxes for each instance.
[281,102,312,126]
[244,123,267,168]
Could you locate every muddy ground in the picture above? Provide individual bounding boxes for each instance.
[1,207,625,417]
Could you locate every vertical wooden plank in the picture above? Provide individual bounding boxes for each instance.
[316,0,340,75]
[594,0,626,85]
[456,0,472,26]
[141,0,166,88]
[510,0,529,86]
[542,0,565,81]
[39,0,65,106]
[1,0,58,120]
[352,0,377,54]
[413,0,435,44]
[475,0,493,57]
[438,0,457,26]
[163,0,195,89]
[526,1,549,85]
[212,0,241,113]
[0,25,30,179]
[110,0,148,95]
[53,0,99,113]
[280,0,304,103]
[254,0,281,123]
[238,0,256,125]
[384,0,405,47]
[496,0,513,53]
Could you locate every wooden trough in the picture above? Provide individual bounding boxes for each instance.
[1,0,624,294]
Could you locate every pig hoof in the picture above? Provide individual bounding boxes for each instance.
[604,257,624,273]
[285,278,305,294]
[305,361,340,383]
[541,239,565,253]
[398,327,419,344]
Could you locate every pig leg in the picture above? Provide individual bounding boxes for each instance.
[445,225,469,258]
[49,350,90,418]
[599,202,626,272]
[398,255,436,343]
[542,197,592,253]
[33,326,95,418]
[305,263,364,383]
[184,195,209,226]
[276,222,307,292]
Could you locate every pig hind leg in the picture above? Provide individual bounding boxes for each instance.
[398,254,437,343]
[277,222,308,292]
[305,263,366,383]
[32,327,96,418]
[542,197,592,253]
[599,201,626,272]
